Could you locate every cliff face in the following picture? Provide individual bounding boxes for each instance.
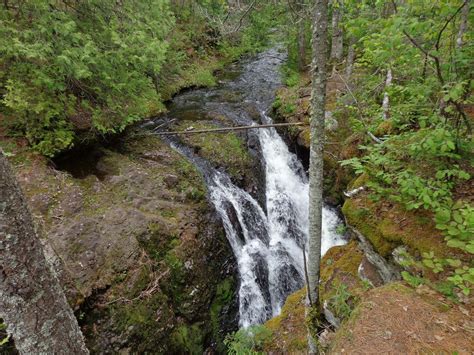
[12,132,239,353]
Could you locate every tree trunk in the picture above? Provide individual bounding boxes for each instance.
[345,36,355,80]
[296,0,306,72]
[382,68,392,120]
[297,18,306,72]
[456,0,469,49]
[0,153,89,354]
[330,0,343,62]
[307,0,329,353]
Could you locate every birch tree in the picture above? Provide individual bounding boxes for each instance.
[382,68,392,120]
[0,152,89,354]
[307,0,329,353]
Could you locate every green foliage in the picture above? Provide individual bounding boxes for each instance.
[0,1,285,156]
[339,0,473,296]
[0,0,173,156]
[335,223,348,235]
[401,271,425,288]
[328,283,354,320]
[224,325,272,355]
[280,65,301,87]
[0,321,9,346]
[218,3,284,59]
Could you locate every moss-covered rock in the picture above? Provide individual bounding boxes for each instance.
[342,192,461,260]
[263,288,307,353]
[320,240,365,304]
[175,120,255,184]
[13,131,238,353]
[262,241,368,353]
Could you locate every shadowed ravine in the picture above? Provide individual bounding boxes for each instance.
[146,48,346,327]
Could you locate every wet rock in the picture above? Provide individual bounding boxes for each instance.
[164,174,179,188]
[358,256,384,287]
[348,226,401,283]
[140,150,171,163]
[324,300,342,328]
[29,192,53,214]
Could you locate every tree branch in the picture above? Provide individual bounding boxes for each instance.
[155,122,308,135]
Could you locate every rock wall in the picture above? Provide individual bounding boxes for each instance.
[13,132,239,353]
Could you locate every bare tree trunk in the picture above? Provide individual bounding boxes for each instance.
[456,0,469,48]
[0,153,88,354]
[307,0,329,353]
[297,18,306,71]
[382,68,392,120]
[345,36,355,80]
[296,0,307,72]
[330,0,343,62]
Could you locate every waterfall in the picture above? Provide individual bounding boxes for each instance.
[206,112,345,327]
[150,48,346,328]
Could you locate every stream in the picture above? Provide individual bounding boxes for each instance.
[146,48,346,328]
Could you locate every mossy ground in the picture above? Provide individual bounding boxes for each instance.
[263,288,308,353]
[175,120,256,183]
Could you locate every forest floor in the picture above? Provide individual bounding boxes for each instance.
[263,282,473,354]
[331,283,474,354]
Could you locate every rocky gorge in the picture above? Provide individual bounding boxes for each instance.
[3,47,472,354]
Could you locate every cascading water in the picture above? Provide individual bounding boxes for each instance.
[149,48,346,328]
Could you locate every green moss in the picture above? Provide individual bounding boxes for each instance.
[210,277,235,352]
[128,267,151,297]
[344,192,454,259]
[177,121,254,181]
[342,199,396,257]
[136,222,178,261]
[349,173,369,189]
[320,241,363,285]
[171,324,204,355]
[158,55,222,101]
[264,288,307,352]
[319,241,366,323]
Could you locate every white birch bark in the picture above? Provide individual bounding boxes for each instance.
[382,68,392,120]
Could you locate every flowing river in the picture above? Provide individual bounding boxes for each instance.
[147,48,346,328]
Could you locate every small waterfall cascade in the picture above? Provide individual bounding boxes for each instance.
[150,48,346,328]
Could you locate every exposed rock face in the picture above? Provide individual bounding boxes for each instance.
[13,132,238,353]
[357,256,384,288]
